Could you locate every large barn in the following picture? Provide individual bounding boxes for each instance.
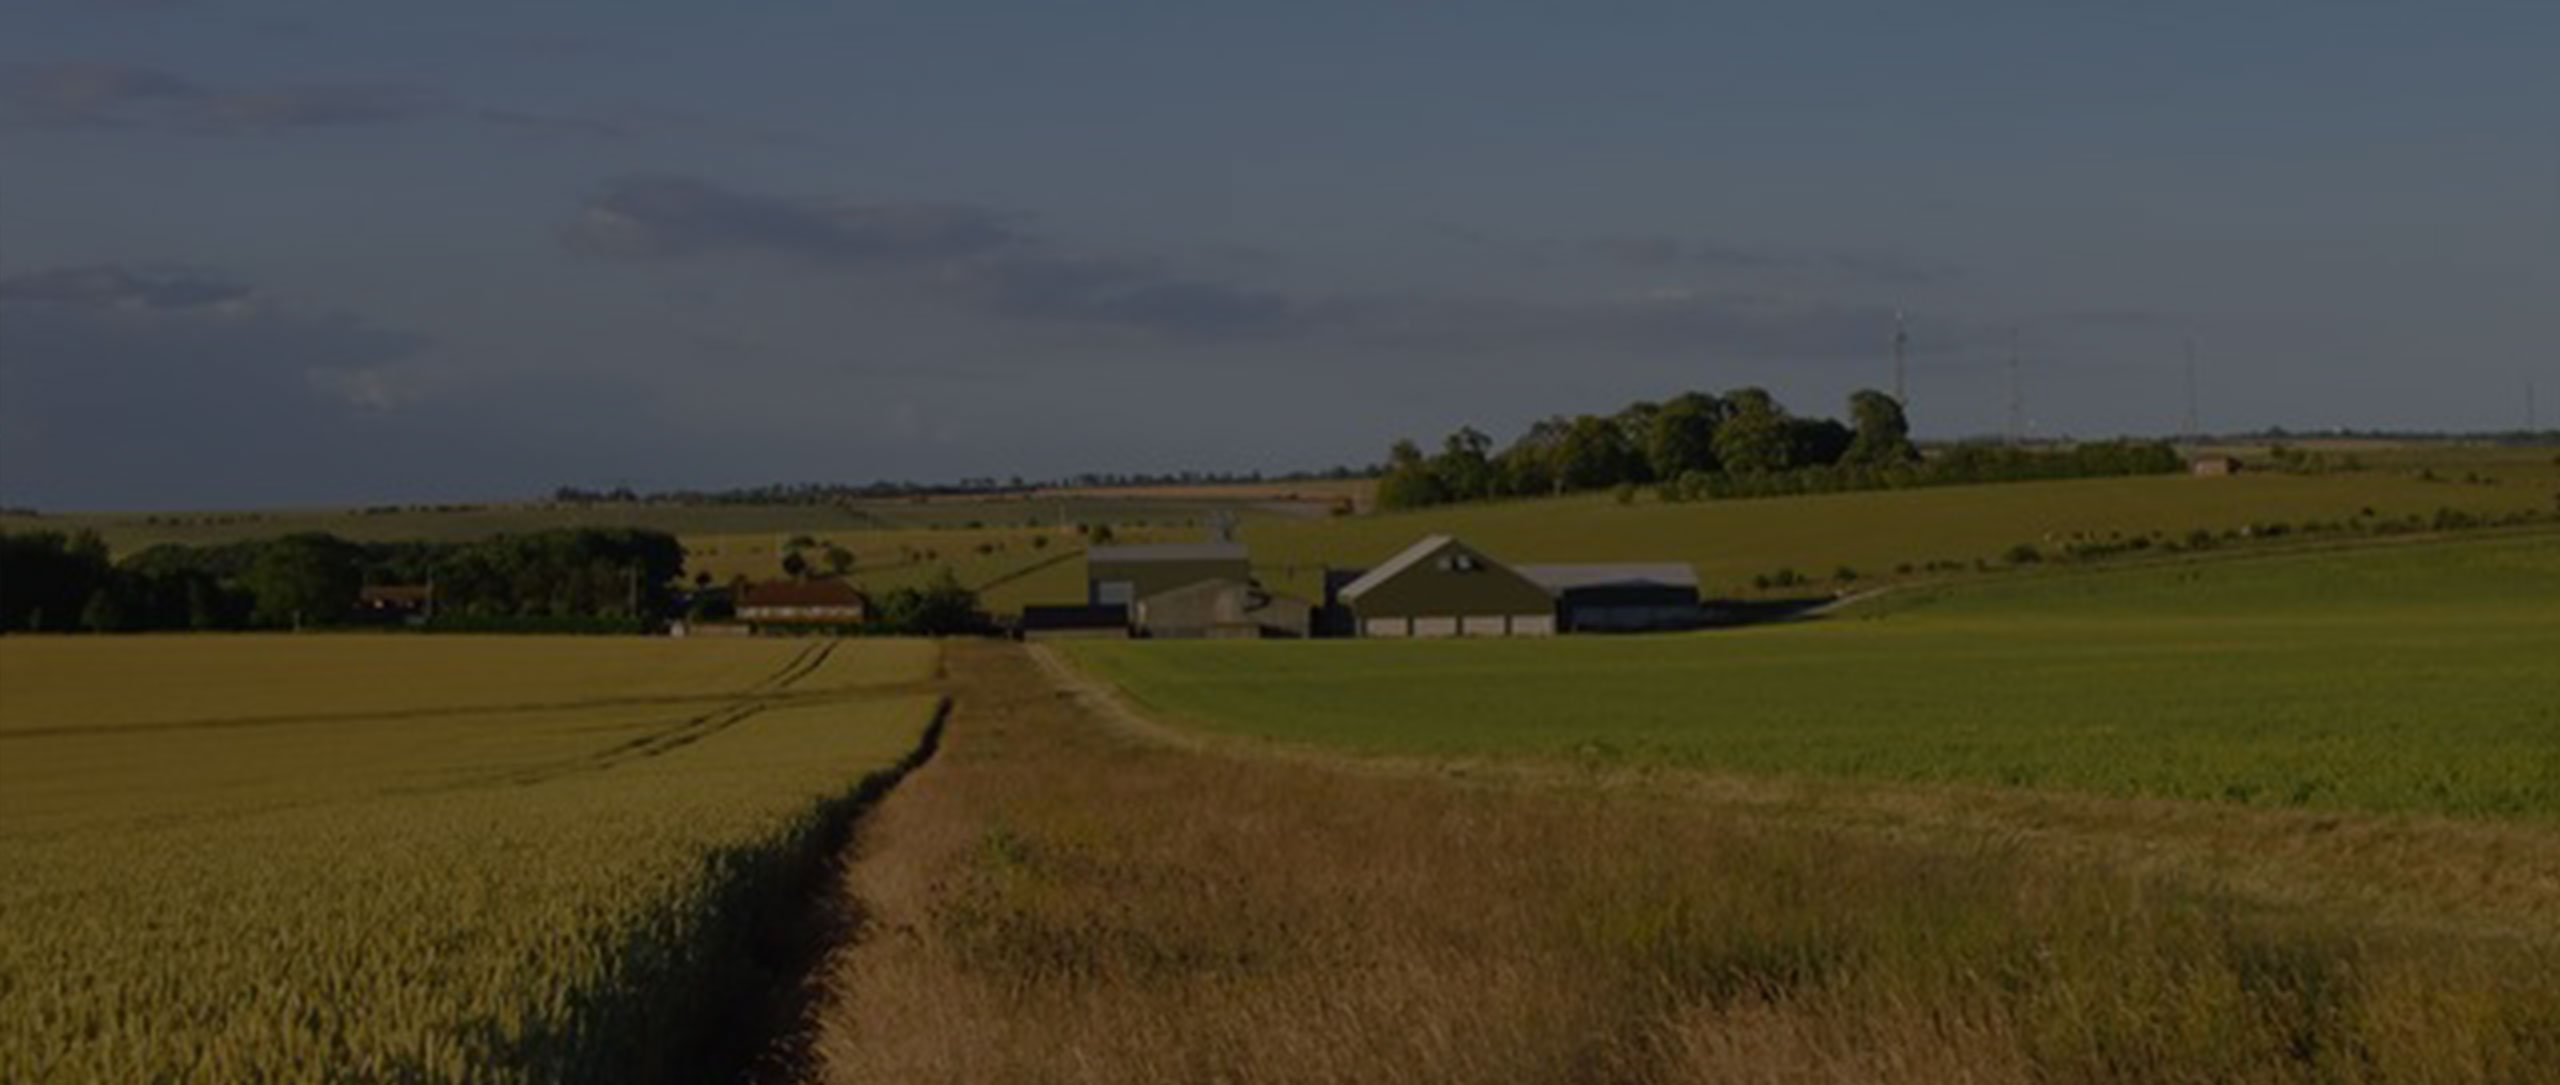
[1332,536,1560,637]
[1330,535,1699,638]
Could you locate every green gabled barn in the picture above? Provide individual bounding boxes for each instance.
[1332,535,1558,637]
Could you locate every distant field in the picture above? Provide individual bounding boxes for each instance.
[0,635,941,1082]
[1069,533,2560,820]
[680,524,1189,613]
[1240,444,2560,600]
[1,491,1288,555]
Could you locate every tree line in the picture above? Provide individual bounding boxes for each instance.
[0,528,684,633]
[1374,388,2188,510]
[1376,388,1921,509]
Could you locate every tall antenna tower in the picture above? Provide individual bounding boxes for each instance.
[2530,381,2540,433]
[2006,327,2024,446]
[1892,309,1910,406]
[2181,338,2200,447]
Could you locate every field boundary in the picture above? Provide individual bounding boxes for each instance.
[1820,520,2560,619]
[669,694,952,1084]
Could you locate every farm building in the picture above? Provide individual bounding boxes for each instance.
[736,579,867,630]
[1518,564,1702,632]
[1330,536,1701,638]
[1332,536,1559,638]
[357,584,431,623]
[1134,578,1311,639]
[1085,542,1250,606]
[2190,454,2244,476]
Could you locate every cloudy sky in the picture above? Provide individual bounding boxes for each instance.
[3,2,2554,509]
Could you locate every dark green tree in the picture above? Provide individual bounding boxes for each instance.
[1646,392,1726,478]
[1843,389,1919,466]
[1713,388,1794,474]
[240,533,365,629]
[1432,427,1498,502]
[1556,414,1643,490]
[1376,439,1451,510]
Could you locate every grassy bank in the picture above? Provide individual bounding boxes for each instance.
[811,642,2560,1084]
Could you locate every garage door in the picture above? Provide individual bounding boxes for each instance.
[1411,616,1459,638]
[1460,615,1508,637]
[1363,617,1411,638]
[1509,614,1556,636]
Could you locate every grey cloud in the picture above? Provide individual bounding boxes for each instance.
[0,264,257,312]
[563,174,1297,340]
[0,263,508,507]
[561,174,1931,356]
[1578,235,1959,286]
[2051,306,2173,328]
[563,174,1028,265]
[1,62,615,138]
[956,255,1308,339]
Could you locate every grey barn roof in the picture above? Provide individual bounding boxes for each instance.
[1516,564,1699,592]
[1087,542,1249,564]
[1335,535,1457,601]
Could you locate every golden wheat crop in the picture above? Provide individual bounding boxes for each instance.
[0,634,941,1083]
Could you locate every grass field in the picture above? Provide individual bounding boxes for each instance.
[1239,445,2560,600]
[0,635,942,1083]
[1069,532,2560,821]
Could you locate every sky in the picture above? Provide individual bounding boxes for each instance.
[2,2,2554,510]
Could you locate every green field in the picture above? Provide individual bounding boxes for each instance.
[0,635,941,1082]
[1069,533,2560,820]
[1239,445,2560,600]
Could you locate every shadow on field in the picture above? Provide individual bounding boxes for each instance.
[1694,595,1840,628]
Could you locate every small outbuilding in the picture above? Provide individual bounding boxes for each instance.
[736,579,867,631]
[1334,535,1558,638]
[1085,543,1251,607]
[2190,454,2244,477]
[357,584,432,623]
[1519,564,1701,633]
[1135,578,1311,639]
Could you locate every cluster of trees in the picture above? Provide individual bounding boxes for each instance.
[0,528,684,633]
[869,572,984,635]
[1667,439,2185,501]
[1377,389,1919,510]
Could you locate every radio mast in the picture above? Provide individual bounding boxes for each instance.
[1892,309,1909,406]
[2006,327,2024,446]
[2182,338,2200,447]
